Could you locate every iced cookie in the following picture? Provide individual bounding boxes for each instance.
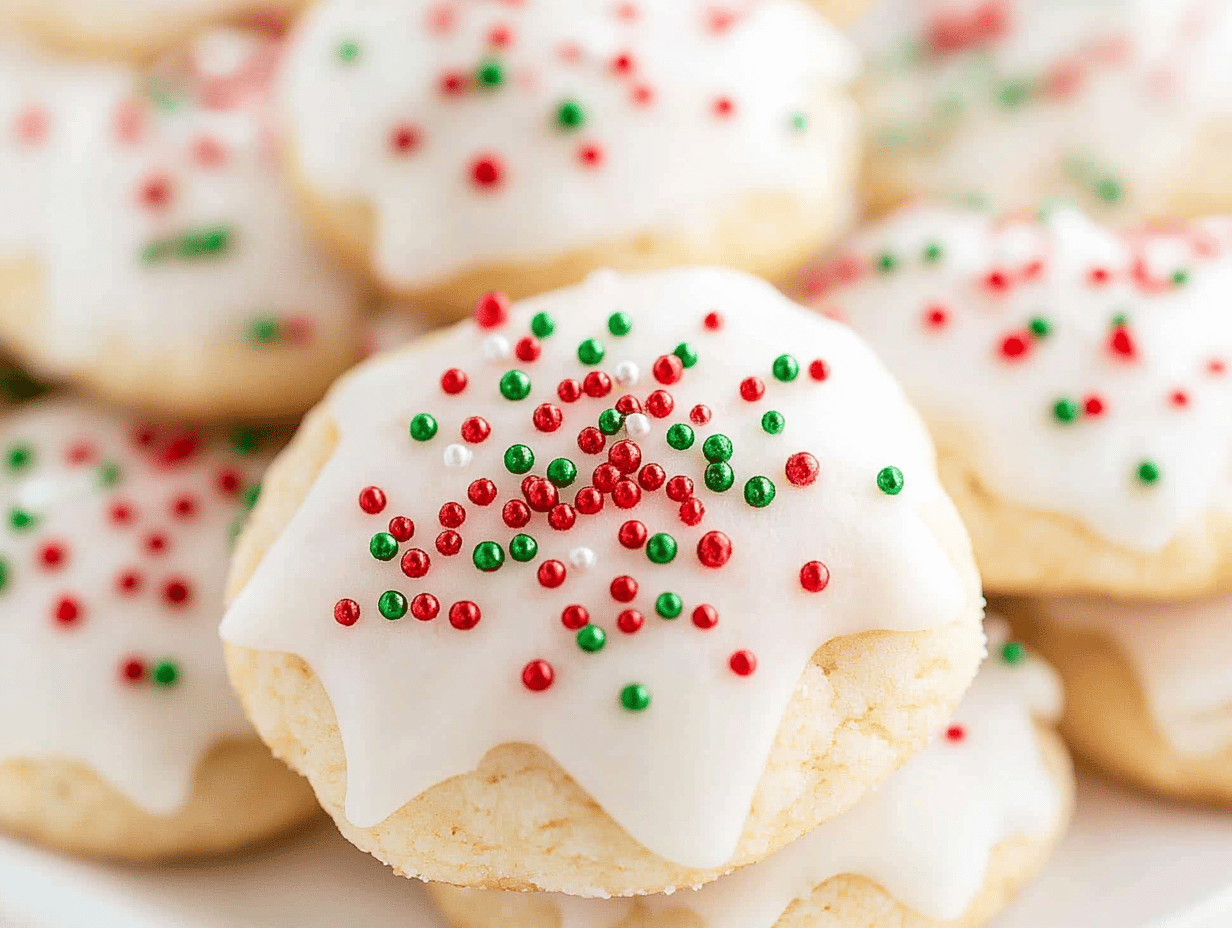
[428,621,1072,928]
[0,398,318,861]
[0,31,363,421]
[851,0,1232,222]
[221,267,985,896]
[812,204,1232,597]
[1007,594,1232,806]
[278,0,859,315]
[0,0,304,62]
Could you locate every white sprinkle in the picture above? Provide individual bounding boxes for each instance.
[481,334,511,362]
[443,444,472,468]
[569,547,596,570]
[625,413,651,438]
[614,360,640,387]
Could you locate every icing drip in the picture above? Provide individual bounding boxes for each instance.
[465,619,1063,927]
[280,0,858,289]
[0,398,268,813]
[221,267,966,868]
[851,0,1232,218]
[0,32,358,364]
[814,204,1232,552]
[1034,592,1232,756]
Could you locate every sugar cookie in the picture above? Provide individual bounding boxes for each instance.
[851,0,1232,222]
[813,204,1232,597]
[428,622,1071,928]
[0,32,363,421]
[278,0,859,315]
[1007,593,1232,806]
[221,267,984,896]
[0,398,318,860]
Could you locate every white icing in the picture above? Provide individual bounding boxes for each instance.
[1033,592,1232,756]
[280,0,858,289]
[0,398,268,814]
[0,33,359,366]
[461,621,1064,927]
[221,267,966,869]
[850,0,1232,218]
[817,204,1232,553]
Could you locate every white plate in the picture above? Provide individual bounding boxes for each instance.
[1,773,1231,928]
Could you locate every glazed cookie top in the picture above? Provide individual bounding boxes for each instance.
[0,398,269,814]
[0,31,358,363]
[812,205,1232,553]
[221,267,969,869]
[548,620,1062,926]
[1034,593,1232,756]
[853,0,1232,218]
[280,0,857,289]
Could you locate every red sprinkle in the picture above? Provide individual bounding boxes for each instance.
[53,596,81,626]
[679,498,705,526]
[583,371,613,398]
[575,486,604,515]
[436,530,462,556]
[638,463,666,491]
[388,517,415,541]
[557,379,583,403]
[984,270,1010,292]
[615,394,643,415]
[740,377,766,402]
[401,548,431,579]
[533,403,564,432]
[1088,267,1111,286]
[593,463,620,492]
[470,155,505,189]
[120,657,146,683]
[439,502,466,528]
[145,533,169,555]
[617,609,644,634]
[578,427,606,455]
[116,570,142,594]
[449,601,482,630]
[645,389,675,418]
[1170,390,1190,408]
[522,659,554,692]
[538,560,567,588]
[548,503,577,531]
[468,479,498,506]
[666,475,694,502]
[502,499,531,529]
[999,332,1031,360]
[785,452,820,487]
[474,292,510,328]
[923,305,949,330]
[653,354,684,385]
[703,311,723,330]
[612,480,642,509]
[411,593,439,621]
[441,368,468,394]
[808,359,830,381]
[729,650,757,676]
[946,725,965,742]
[697,531,732,569]
[359,486,387,514]
[216,468,242,495]
[1109,325,1136,359]
[516,336,541,363]
[689,404,712,425]
[39,542,66,570]
[608,440,642,474]
[712,96,735,118]
[618,520,649,549]
[138,173,173,210]
[460,417,491,444]
[110,502,135,524]
[334,599,361,627]
[692,604,719,629]
[800,561,830,592]
[561,604,590,630]
[163,578,191,606]
[1084,395,1106,417]
[577,143,604,168]
[610,575,638,602]
[389,122,422,155]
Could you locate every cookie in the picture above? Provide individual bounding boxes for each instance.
[427,620,1072,928]
[278,0,859,315]
[1007,593,1232,806]
[0,32,363,421]
[0,398,318,860]
[0,0,304,62]
[221,266,985,896]
[812,204,1232,598]
[851,0,1232,222]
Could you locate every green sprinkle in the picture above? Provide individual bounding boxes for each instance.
[477,59,505,88]
[531,312,556,338]
[378,590,408,620]
[761,411,785,435]
[646,533,678,564]
[249,316,280,345]
[655,592,682,619]
[9,508,36,532]
[702,434,733,463]
[673,342,699,368]
[153,661,180,687]
[504,444,535,474]
[743,476,776,508]
[509,534,539,562]
[547,457,578,487]
[98,462,122,488]
[997,79,1032,109]
[923,242,944,263]
[557,98,587,129]
[1029,316,1053,338]
[1172,269,1190,286]
[578,338,605,365]
[876,466,905,495]
[410,413,438,441]
[1111,312,1130,328]
[472,541,505,573]
[772,354,799,382]
[1136,460,1161,485]
[666,423,695,451]
[1097,177,1124,203]
[337,39,361,64]
[370,532,399,561]
[230,427,260,455]
[500,370,532,401]
[1052,398,1080,423]
[704,462,735,493]
[242,482,261,511]
[577,625,607,653]
[620,683,651,712]
[877,253,897,273]
[177,226,231,259]
[607,311,633,336]
[6,444,31,472]
[1001,641,1027,665]
[0,558,8,591]
[598,408,625,436]
[790,111,809,133]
